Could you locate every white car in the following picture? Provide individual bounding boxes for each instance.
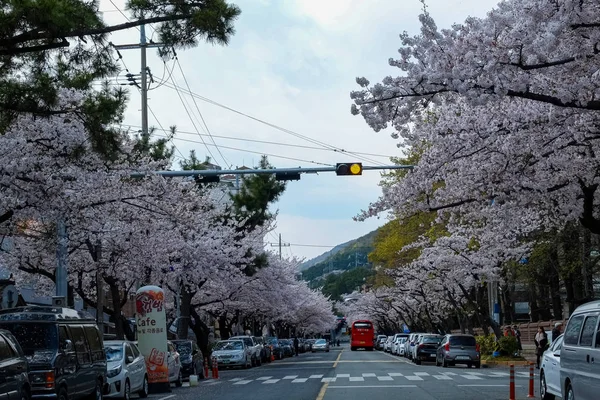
[393,337,407,355]
[167,341,183,386]
[540,334,563,400]
[105,340,149,400]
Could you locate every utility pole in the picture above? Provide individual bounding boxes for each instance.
[95,242,104,334]
[55,219,68,303]
[111,18,164,137]
[271,234,290,260]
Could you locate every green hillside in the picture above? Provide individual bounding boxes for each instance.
[301,229,377,299]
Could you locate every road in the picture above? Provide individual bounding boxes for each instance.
[135,345,539,400]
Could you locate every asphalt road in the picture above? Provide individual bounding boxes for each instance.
[132,345,540,400]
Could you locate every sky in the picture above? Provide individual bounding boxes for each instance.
[100,0,499,261]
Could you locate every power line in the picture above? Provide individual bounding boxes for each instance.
[154,79,387,166]
[146,105,187,161]
[118,123,394,159]
[152,133,333,166]
[174,56,231,168]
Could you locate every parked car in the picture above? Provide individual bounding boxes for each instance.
[104,340,148,399]
[212,340,251,369]
[375,335,387,350]
[265,337,283,360]
[560,299,600,400]
[0,306,107,400]
[253,337,271,363]
[540,334,563,400]
[436,334,481,368]
[172,340,204,379]
[393,337,407,356]
[311,339,330,353]
[279,340,294,357]
[413,334,443,364]
[166,341,183,387]
[0,329,30,400]
[229,336,261,366]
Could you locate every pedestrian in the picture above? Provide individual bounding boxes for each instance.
[337,339,340,347]
[293,337,299,356]
[534,326,548,369]
[551,322,562,342]
[512,324,522,355]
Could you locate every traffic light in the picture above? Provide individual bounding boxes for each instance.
[336,163,362,176]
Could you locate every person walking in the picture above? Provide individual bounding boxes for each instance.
[293,337,299,356]
[534,326,548,369]
[551,322,562,342]
[513,324,522,356]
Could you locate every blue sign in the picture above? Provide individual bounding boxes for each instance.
[403,324,410,333]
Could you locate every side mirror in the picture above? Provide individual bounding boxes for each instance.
[63,340,73,352]
[553,352,560,357]
[126,356,134,364]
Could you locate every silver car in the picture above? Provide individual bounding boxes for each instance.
[212,340,252,369]
[105,340,149,399]
[436,334,480,368]
[311,339,330,352]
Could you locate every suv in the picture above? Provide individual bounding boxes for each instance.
[560,299,600,400]
[0,306,107,400]
[0,329,30,400]
[229,336,260,366]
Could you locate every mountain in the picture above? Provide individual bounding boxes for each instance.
[300,229,378,282]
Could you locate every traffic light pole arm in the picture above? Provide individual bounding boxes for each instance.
[132,165,414,178]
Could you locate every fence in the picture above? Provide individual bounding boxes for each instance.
[450,319,566,344]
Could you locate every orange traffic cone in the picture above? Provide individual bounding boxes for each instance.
[270,346,275,362]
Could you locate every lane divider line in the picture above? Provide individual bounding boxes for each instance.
[333,350,343,368]
[316,382,329,400]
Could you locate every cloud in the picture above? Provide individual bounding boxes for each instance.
[99,0,499,259]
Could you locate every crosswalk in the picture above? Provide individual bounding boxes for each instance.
[227,371,534,385]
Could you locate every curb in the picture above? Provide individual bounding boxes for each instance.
[481,360,531,367]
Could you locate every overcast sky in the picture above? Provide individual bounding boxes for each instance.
[100,0,498,261]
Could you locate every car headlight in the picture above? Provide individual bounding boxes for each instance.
[107,366,122,378]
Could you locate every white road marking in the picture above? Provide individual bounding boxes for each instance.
[442,372,458,375]
[433,375,452,380]
[377,376,393,381]
[362,373,377,377]
[292,378,308,383]
[233,380,252,385]
[309,374,324,379]
[229,378,243,382]
[282,375,298,379]
[388,372,404,376]
[321,377,337,383]
[349,377,364,382]
[156,395,175,400]
[462,375,483,380]
[262,379,279,384]
[336,374,350,378]
[458,384,523,387]
[405,376,424,381]
[488,372,510,377]
[328,385,418,389]
[256,377,273,380]
[414,372,430,376]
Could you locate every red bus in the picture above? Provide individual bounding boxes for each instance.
[350,320,375,351]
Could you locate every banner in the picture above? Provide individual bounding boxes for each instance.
[136,285,168,384]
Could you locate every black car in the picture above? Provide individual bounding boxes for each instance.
[265,337,283,360]
[0,329,30,400]
[414,334,443,365]
[171,340,204,379]
[0,306,107,400]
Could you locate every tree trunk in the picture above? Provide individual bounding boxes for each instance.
[190,308,211,358]
[176,288,192,340]
[108,281,124,340]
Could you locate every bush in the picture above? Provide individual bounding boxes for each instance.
[476,334,497,356]
[497,335,519,356]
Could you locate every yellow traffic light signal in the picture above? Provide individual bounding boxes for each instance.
[336,163,363,176]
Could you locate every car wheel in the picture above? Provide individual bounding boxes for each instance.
[175,371,183,387]
[20,388,30,400]
[257,356,262,366]
[88,379,103,400]
[475,362,481,369]
[435,355,440,367]
[540,372,555,400]
[415,358,421,365]
[442,357,448,368]
[138,375,149,398]
[58,388,68,400]
[124,380,131,400]
[565,383,574,400]
[245,357,251,369]
[467,363,472,368]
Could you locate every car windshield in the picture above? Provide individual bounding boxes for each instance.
[174,342,191,356]
[0,323,57,360]
[354,322,372,329]
[266,338,278,345]
[105,346,123,362]
[423,336,442,343]
[315,339,326,344]
[214,341,243,351]
[449,336,477,346]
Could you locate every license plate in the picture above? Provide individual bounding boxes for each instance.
[360,341,365,344]
[430,354,436,357]
[456,356,470,360]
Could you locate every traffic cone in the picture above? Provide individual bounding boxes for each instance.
[270,346,275,362]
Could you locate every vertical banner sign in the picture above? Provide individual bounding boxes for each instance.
[136,286,168,387]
